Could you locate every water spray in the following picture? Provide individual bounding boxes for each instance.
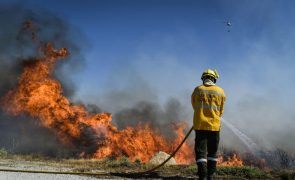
[221,118,260,155]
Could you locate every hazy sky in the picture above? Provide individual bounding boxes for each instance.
[1,0,295,151]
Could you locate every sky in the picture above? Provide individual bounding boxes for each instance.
[1,0,295,152]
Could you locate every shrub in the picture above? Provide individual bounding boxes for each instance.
[134,158,142,165]
[0,148,8,157]
[106,156,132,168]
[217,166,271,179]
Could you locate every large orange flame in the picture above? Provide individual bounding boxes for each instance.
[1,22,194,164]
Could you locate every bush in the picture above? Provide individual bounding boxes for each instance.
[217,166,271,179]
[134,158,142,165]
[279,171,295,180]
[106,156,132,168]
[0,148,8,157]
[118,156,131,167]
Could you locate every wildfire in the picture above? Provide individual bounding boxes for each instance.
[1,21,194,164]
[1,21,247,167]
[218,154,244,166]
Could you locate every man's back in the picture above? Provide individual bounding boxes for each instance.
[191,84,226,131]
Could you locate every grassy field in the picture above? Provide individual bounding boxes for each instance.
[0,149,295,179]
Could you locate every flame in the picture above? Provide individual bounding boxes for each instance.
[218,154,244,166]
[1,21,194,164]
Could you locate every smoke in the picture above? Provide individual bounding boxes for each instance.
[79,0,295,154]
[79,64,192,139]
[0,4,86,156]
[216,1,295,153]
[144,1,295,154]
[114,98,187,138]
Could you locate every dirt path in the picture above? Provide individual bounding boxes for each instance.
[0,159,113,180]
[0,172,102,180]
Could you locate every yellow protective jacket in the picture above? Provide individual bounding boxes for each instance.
[191,84,226,131]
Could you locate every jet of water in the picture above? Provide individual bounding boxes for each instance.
[221,118,260,155]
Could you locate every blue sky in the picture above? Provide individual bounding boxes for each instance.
[2,0,295,151]
[27,1,272,89]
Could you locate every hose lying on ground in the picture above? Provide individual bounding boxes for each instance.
[0,126,194,177]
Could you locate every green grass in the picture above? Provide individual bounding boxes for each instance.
[217,166,272,179]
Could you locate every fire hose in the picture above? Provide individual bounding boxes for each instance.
[0,126,194,177]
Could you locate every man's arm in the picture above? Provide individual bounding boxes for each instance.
[220,91,226,116]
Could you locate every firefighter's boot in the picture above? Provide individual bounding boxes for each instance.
[207,160,217,180]
[197,162,207,180]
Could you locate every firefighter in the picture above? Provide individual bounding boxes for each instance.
[191,69,226,180]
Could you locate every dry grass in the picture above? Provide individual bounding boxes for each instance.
[1,151,295,179]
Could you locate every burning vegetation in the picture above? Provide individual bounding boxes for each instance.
[218,154,243,167]
[1,21,195,164]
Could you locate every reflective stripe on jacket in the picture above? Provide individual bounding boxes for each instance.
[191,84,226,131]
